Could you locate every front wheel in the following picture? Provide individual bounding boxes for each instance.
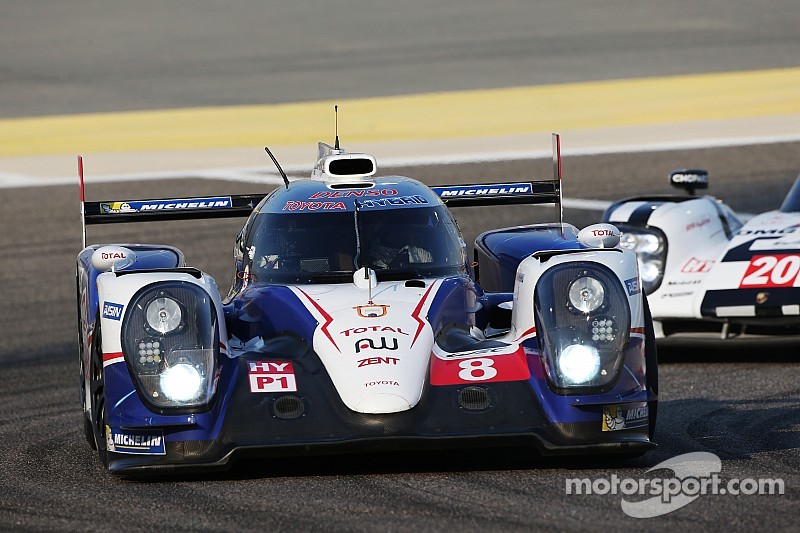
[87,318,109,467]
[643,299,658,440]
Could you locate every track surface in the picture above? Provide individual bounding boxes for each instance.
[2,144,800,531]
[2,1,800,530]
[2,0,799,118]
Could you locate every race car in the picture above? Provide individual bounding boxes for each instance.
[603,169,800,338]
[76,134,657,476]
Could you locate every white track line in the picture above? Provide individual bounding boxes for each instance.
[0,134,792,218]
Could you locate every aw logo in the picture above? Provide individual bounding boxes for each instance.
[102,302,124,321]
[354,337,399,353]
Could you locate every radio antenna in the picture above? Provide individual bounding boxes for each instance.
[264,146,290,189]
[334,105,340,150]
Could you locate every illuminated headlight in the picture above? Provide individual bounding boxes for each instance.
[639,260,663,283]
[160,362,204,402]
[568,276,605,313]
[534,262,631,394]
[145,297,183,334]
[122,282,219,410]
[557,344,601,385]
[617,226,667,294]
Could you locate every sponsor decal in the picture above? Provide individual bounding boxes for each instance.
[101,197,232,213]
[431,183,532,198]
[340,325,407,337]
[248,361,297,392]
[99,250,128,261]
[102,302,124,321]
[660,291,693,299]
[353,304,389,318]
[354,337,399,353]
[364,380,399,387]
[670,172,708,185]
[756,292,770,304]
[359,195,428,208]
[738,226,797,236]
[106,426,166,455]
[282,201,347,211]
[740,254,800,288]
[681,257,715,273]
[686,217,711,232]
[309,188,398,199]
[624,277,640,296]
[602,404,649,432]
[358,356,400,367]
[430,348,530,386]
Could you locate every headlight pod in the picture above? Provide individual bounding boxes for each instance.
[122,282,219,410]
[616,225,667,295]
[567,276,605,313]
[534,263,631,394]
[145,296,183,334]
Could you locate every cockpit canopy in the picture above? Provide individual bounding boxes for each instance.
[245,191,466,283]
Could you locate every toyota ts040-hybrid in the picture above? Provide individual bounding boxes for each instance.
[76,134,657,475]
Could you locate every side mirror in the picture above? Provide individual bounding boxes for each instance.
[670,169,708,195]
[578,223,621,248]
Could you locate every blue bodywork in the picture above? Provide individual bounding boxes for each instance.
[78,174,656,475]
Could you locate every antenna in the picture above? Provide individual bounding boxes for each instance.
[264,146,290,189]
[552,133,565,237]
[334,105,340,150]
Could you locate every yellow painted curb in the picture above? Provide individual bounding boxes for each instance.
[1,67,799,157]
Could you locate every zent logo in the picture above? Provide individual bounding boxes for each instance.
[102,302,124,321]
[740,254,800,288]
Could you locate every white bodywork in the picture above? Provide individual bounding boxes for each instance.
[608,196,800,321]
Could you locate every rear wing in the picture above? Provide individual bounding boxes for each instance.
[78,134,565,246]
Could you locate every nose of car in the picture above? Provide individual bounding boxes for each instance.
[356,393,411,414]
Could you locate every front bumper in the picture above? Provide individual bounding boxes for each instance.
[106,355,654,476]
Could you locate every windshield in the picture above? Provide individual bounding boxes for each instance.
[780,176,800,213]
[248,206,466,283]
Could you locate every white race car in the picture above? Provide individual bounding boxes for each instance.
[603,169,800,338]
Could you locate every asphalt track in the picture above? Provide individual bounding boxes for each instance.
[2,1,800,531]
[2,143,800,531]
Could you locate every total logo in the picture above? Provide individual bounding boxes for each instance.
[354,337,399,353]
[340,325,408,337]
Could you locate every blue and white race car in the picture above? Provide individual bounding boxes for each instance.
[77,135,657,475]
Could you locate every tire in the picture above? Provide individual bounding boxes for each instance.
[643,299,659,440]
[87,317,109,467]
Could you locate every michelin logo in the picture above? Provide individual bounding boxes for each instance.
[106,426,166,455]
[101,197,232,213]
[432,183,532,198]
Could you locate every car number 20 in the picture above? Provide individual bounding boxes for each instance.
[740,254,800,288]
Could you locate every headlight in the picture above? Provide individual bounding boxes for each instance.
[534,263,631,394]
[557,344,601,384]
[568,276,605,313]
[145,297,183,334]
[617,226,667,294]
[122,282,219,410]
[160,359,204,402]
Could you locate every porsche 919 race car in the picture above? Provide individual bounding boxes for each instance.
[77,135,657,475]
[603,169,800,338]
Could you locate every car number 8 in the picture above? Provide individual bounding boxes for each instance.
[458,358,498,381]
